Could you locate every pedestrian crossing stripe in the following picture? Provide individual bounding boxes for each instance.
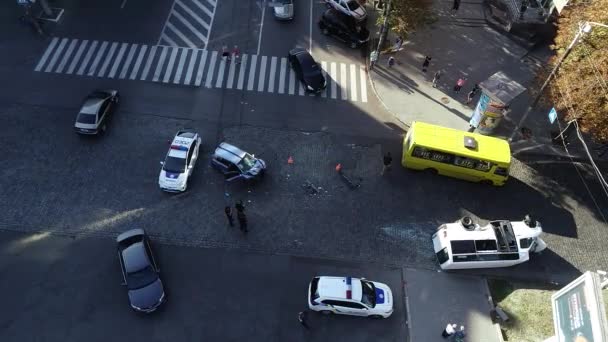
[158,0,217,49]
[34,37,369,102]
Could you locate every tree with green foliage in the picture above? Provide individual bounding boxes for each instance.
[377,0,435,39]
[540,0,608,142]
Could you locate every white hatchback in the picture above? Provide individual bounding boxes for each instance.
[325,0,367,22]
[308,276,394,318]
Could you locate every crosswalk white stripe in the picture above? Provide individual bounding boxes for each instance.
[172,48,187,84]
[339,63,347,100]
[278,58,287,94]
[67,40,88,75]
[349,64,358,102]
[172,10,208,44]
[153,46,169,82]
[257,56,267,92]
[176,0,210,31]
[359,65,368,103]
[97,42,118,77]
[140,45,157,80]
[267,56,277,93]
[87,41,108,76]
[321,61,328,98]
[55,39,78,73]
[191,0,214,18]
[288,68,296,95]
[165,23,195,48]
[184,49,198,85]
[226,58,236,89]
[119,44,138,79]
[236,54,248,90]
[77,41,98,75]
[205,0,217,9]
[247,55,258,91]
[215,58,226,88]
[330,62,337,99]
[108,43,128,78]
[163,47,179,83]
[194,49,208,86]
[44,38,68,72]
[130,45,147,80]
[204,51,218,88]
[161,32,179,47]
[35,37,59,72]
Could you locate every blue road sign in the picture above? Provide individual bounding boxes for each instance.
[548,107,558,124]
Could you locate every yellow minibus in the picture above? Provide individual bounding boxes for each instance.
[402,122,511,186]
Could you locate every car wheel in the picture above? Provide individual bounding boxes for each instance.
[322,28,330,35]
[370,314,384,319]
[424,168,438,175]
[350,41,358,49]
[479,179,494,186]
[321,310,333,315]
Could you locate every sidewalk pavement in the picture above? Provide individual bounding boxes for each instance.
[365,0,607,164]
[404,268,502,342]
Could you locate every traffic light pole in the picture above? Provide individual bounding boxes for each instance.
[370,0,392,70]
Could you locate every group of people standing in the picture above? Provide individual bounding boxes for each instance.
[420,56,480,105]
[442,323,466,341]
[224,200,248,233]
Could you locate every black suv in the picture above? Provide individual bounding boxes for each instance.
[319,9,370,49]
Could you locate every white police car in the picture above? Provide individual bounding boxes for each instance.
[308,276,394,318]
[158,130,202,192]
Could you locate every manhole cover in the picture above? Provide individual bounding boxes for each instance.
[440,97,450,104]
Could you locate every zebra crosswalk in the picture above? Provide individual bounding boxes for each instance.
[158,0,217,49]
[34,37,369,102]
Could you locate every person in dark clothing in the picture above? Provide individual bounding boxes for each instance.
[381,152,393,175]
[224,206,234,226]
[466,84,480,104]
[422,56,431,72]
[452,0,461,12]
[237,211,248,233]
[298,311,310,329]
[235,200,245,213]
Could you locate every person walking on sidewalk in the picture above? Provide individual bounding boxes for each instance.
[381,152,393,175]
[441,323,457,338]
[453,326,466,342]
[454,77,466,93]
[388,56,395,67]
[452,0,461,12]
[224,206,234,227]
[237,210,248,234]
[466,84,480,104]
[298,311,310,329]
[432,70,442,88]
[232,45,241,64]
[235,200,245,213]
[393,36,403,51]
[221,45,231,61]
[422,56,432,72]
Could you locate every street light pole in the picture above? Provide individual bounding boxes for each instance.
[370,0,392,69]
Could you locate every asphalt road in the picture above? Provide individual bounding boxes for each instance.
[0,230,407,342]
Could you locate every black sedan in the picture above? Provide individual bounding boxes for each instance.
[74,89,119,135]
[116,229,165,313]
[288,48,326,93]
[319,9,370,49]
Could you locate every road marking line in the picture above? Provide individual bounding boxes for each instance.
[108,42,128,78]
[97,42,118,77]
[278,57,287,94]
[140,45,157,80]
[172,10,208,44]
[288,67,296,95]
[176,0,210,31]
[191,0,213,18]
[55,38,77,73]
[226,58,236,89]
[121,0,127,8]
[204,51,218,88]
[247,55,258,91]
[44,37,68,72]
[129,45,147,80]
[194,49,208,86]
[339,63,347,100]
[119,43,138,79]
[173,48,188,84]
[321,61,328,98]
[359,65,368,103]
[256,0,266,55]
[236,54,248,90]
[215,57,226,88]
[309,0,313,52]
[161,32,179,47]
[205,0,216,8]
[153,46,169,82]
[330,62,337,99]
[163,47,179,83]
[166,22,195,48]
[349,64,358,102]
[267,56,277,93]
[184,49,198,85]
[67,39,88,74]
[257,55,267,92]
[35,37,58,71]
[87,41,108,76]
[157,0,179,46]
[77,40,98,75]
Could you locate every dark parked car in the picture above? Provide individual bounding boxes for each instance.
[211,142,266,182]
[74,89,119,135]
[116,229,165,313]
[319,9,370,49]
[288,47,326,93]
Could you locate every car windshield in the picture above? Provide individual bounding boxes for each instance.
[77,113,97,124]
[237,154,257,172]
[163,156,186,173]
[347,0,361,10]
[360,280,376,307]
[126,266,158,290]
